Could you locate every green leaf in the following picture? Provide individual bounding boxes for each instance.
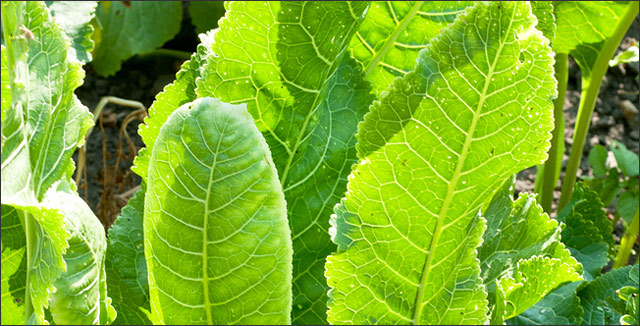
[45,1,98,64]
[610,140,639,178]
[195,3,372,323]
[557,182,615,261]
[506,282,584,325]
[617,189,640,224]
[2,202,71,325]
[106,184,152,325]
[1,2,107,324]
[496,256,582,320]
[133,32,213,180]
[91,1,183,76]
[588,145,608,177]
[530,1,555,43]
[615,286,639,325]
[583,168,622,207]
[578,264,639,325]
[2,186,115,326]
[1,205,28,325]
[144,98,292,325]
[349,1,473,95]
[479,177,582,320]
[44,182,116,325]
[282,57,374,323]
[1,1,92,203]
[609,42,639,66]
[569,243,609,281]
[326,2,557,324]
[553,1,635,77]
[188,1,225,34]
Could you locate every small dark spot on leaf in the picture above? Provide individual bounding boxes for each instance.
[15,298,21,304]
[116,10,121,16]
[497,4,501,9]
[121,1,131,8]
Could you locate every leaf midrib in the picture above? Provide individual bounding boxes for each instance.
[363,1,422,78]
[201,117,228,325]
[410,6,517,324]
[278,2,360,188]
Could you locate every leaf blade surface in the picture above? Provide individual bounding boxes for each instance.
[326,2,557,324]
[144,98,292,325]
[195,3,372,323]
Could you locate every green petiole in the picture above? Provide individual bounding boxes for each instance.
[539,53,568,213]
[557,2,639,210]
[613,209,639,268]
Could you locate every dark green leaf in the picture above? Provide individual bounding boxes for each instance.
[106,185,151,325]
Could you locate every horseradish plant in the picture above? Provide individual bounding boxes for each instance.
[1,2,115,324]
[1,1,638,326]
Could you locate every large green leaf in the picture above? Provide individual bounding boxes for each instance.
[44,182,115,325]
[123,36,215,325]
[578,264,639,325]
[2,2,109,324]
[144,98,292,325]
[349,1,473,95]
[106,185,152,325]
[1,1,92,203]
[45,1,98,64]
[479,177,582,321]
[91,1,183,76]
[195,2,372,323]
[326,2,557,324]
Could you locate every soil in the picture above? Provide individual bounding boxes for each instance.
[73,8,639,260]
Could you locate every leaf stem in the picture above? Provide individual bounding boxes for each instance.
[613,209,639,268]
[557,3,638,210]
[363,2,422,78]
[22,211,36,322]
[539,53,568,213]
